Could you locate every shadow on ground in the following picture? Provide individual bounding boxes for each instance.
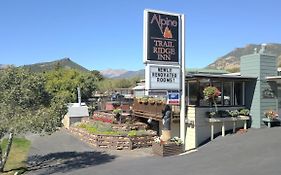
[26,151,116,175]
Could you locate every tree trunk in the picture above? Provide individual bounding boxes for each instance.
[212,96,218,113]
[0,132,14,172]
[0,146,2,172]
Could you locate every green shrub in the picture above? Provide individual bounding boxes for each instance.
[79,123,87,129]
[97,123,113,133]
[226,109,239,117]
[112,109,122,115]
[78,122,149,136]
[239,109,250,116]
[128,130,148,137]
[127,130,137,137]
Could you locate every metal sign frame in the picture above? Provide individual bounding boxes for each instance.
[143,9,181,64]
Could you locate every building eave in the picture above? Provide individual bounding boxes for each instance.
[186,73,257,80]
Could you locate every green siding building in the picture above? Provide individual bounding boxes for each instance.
[241,48,278,128]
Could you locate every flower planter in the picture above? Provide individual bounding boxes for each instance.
[152,142,183,157]
[68,126,156,150]
[262,117,281,128]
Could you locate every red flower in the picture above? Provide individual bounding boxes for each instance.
[93,116,113,123]
[203,86,221,99]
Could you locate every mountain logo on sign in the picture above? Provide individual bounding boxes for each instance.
[163,26,172,38]
[150,14,177,39]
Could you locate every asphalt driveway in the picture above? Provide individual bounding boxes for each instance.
[25,128,153,175]
[26,127,281,175]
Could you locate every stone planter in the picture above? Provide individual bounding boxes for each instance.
[68,127,155,150]
[152,142,183,157]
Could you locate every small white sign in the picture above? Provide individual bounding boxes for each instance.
[145,64,180,90]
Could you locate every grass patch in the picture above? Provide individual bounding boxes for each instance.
[1,137,31,175]
[78,122,150,136]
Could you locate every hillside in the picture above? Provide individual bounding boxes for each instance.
[0,64,11,69]
[100,69,145,79]
[207,43,281,71]
[100,69,128,78]
[21,58,89,72]
[116,69,145,79]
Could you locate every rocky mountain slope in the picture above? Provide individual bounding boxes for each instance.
[100,69,144,79]
[0,64,11,69]
[100,69,128,78]
[4,43,281,78]
[207,43,281,71]
[21,58,89,72]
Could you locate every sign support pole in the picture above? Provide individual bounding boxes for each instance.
[180,14,186,149]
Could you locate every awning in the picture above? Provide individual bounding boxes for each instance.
[186,73,257,81]
[266,76,281,84]
[132,85,145,90]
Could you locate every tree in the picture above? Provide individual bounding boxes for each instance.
[225,67,240,73]
[0,67,66,172]
[44,68,100,102]
[97,77,140,93]
[90,70,103,81]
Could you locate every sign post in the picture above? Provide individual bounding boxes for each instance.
[143,9,186,149]
[180,14,186,148]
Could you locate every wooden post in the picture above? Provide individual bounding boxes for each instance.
[211,123,214,140]
[268,121,271,128]
[244,120,247,129]
[222,122,225,137]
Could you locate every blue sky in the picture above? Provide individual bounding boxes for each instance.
[1,0,281,71]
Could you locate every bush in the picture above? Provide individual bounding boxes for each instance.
[78,122,150,136]
[128,130,147,137]
[226,110,239,117]
[203,86,221,100]
[127,130,138,137]
[264,110,278,119]
[239,109,250,116]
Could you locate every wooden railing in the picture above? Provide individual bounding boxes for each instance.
[133,100,164,121]
[132,100,180,122]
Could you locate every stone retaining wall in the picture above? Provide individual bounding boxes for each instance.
[68,127,156,150]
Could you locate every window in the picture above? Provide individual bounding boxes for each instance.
[212,81,222,106]
[223,82,233,106]
[187,78,245,107]
[234,82,244,106]
[199,79,211,106]
[188,81,199,105]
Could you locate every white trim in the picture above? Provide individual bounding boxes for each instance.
[144,9,182,17]
[243,82,245,105]
[180,14,186,148]
[266,76,281,81]
[143,9,180,64]
[232,81,235,105]
[143,10,148,63]
[179,149,198,156]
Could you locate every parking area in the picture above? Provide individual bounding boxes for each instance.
[26,127,281,175]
